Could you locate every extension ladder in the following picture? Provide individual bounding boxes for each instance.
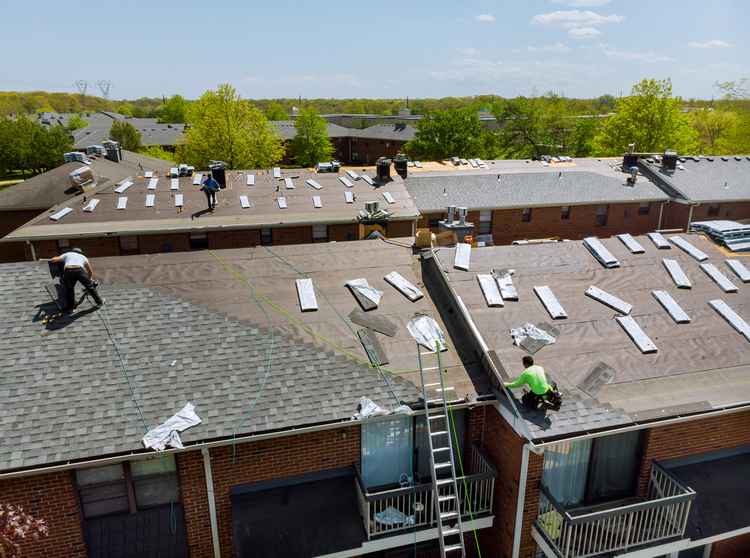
[417,341,466,558]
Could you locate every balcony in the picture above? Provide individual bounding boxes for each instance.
[355,444,496,540]
[534,461,696,558]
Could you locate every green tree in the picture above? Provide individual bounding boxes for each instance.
[290,108,333,166]
[109,120,142,151]
[405,107,491,160]
[492,94,571,158]
[690,109,738,153]
[178,84,284,169]
[264,102,288,121]
[65,114,87,131]
[157,95,189,123]
[139,145,176,162]
[593,78,698,155]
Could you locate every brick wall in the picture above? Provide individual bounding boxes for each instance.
[208,229,260,250]
[386,219,415,238]
[711,533,750,557]
[0,471,87,558]
[138,233,191,254]
[479,408,543,558]
[638,409,750,495]
[176,426,361,558]
[329,223,358,242]
[271,225,313,245]
[662,201,750,230]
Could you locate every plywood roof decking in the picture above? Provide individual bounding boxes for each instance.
[4,169,420,241]
[435,233,750,439]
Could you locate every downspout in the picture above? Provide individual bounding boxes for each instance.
[512,443,533,558]
[26,240,37,261]
[657,201,666,230]
[202,447,222,558]
[686,204,695,232]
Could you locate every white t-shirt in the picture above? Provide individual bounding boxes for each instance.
[61,252,89,269]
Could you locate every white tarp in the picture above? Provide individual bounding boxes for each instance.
[407,314,447,352]
[346,278,383,306]
[142,402,202,451]
[510,323,556,348]
[351,396,410,420]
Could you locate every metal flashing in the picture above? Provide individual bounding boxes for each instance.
[585,286,632,314]
[652,290,691,323]
[534,286,567,319]
[616,315,658,353]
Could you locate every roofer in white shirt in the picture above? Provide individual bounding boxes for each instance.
[49,248,104,311]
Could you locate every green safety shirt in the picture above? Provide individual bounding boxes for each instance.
[504,365,551,395]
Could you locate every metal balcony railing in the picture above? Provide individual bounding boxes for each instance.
[535,461,696,558]
[355,444,496,539]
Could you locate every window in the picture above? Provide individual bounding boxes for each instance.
[260,227,272,246]
[361,415,413,489]
[521,208,532,223]
[596,205,608,226]
[189,232,208,250]
[312,224,328,242]
[542,431,642,508]
[638,202,651,216]
[479,210,492,235]
[57,239,70,252]
[560,206,571,220]
[118,236,139,254]
[707,204,720,217]
[76,456,179,519]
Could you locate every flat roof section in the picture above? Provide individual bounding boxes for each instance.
[4,168,419,241]
[433,233,750,440]
[406,158,669,213]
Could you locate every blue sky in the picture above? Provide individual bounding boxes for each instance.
[1,0,747,100]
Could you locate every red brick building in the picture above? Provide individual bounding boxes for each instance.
[3,167,418,260]
[2,235,749,558]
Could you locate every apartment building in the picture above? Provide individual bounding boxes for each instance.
[406,158,671,246]
[0,150,174,262]
[2,166,418,260]
[0,239,498,558]
[423,233,750,558]
[639,155,750,229]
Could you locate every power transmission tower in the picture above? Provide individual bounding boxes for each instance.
[96,80,113,99]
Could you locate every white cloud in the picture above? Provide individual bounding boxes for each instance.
[527,42,571,53]
[688,39,731,49]
[603,49,675,63]
[531,10,624,28]
[552,0,611,5]
[568,27,601,39]
[457,47,481,57]
[475,14,496,23]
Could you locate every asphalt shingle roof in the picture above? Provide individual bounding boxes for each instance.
[0,259,418,472]
[406,165,670,213]
[641,157,750,203]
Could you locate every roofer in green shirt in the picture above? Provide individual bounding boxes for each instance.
[504,356,561,411]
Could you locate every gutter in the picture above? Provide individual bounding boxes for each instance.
[0,398,495,480]
[202,448,222,558]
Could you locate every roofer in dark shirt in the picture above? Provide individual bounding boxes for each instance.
[49,248,104,311]
[201,174,220,212]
